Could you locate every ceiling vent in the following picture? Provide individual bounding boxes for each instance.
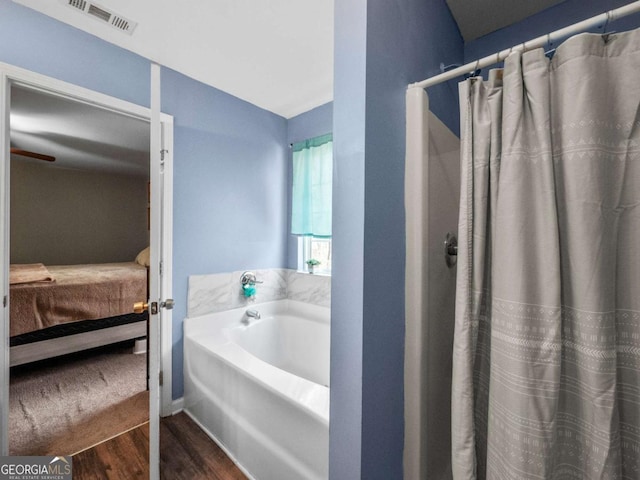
[61,0,137,35]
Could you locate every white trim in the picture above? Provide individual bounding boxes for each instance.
[297,236,304,272]
[2,64,150,121]
[149,62,161,480]
[171,397,184,415]
[160,119,174,418]
[0,60,174,455]
[403,87,430,480]
[0,67,10,456]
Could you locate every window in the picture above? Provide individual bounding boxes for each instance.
[299,236,332,275]
[291,133,332,275]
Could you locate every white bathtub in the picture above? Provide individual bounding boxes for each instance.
[183,299,330,480]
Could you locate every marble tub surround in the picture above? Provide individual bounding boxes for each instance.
[187,268,330,317]
[287,271,331,308]
[187,271,235,318]
[188,268,288,318]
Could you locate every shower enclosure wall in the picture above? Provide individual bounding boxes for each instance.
[404,88,460,480]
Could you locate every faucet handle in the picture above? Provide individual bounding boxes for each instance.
[240,271,263,285]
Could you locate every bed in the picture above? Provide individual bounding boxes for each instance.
[9,262,149,366]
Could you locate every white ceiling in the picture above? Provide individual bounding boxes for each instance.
[11,85,150,176]
[13,0,335,120]
[446,0,566,41]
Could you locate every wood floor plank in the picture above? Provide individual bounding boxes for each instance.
[73,412,247,480]
[73,423,149,479]
[160,412,247,480]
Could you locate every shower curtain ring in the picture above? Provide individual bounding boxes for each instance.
[544,33,556,58]
[472,59,480,78]
[603,11,611,34]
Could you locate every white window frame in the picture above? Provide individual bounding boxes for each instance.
[298,236,332,275]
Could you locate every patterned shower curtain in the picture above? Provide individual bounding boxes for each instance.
[451,28,640,479]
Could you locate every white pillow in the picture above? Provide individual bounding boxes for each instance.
[135,246,150,267]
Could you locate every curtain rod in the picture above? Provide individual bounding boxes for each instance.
[409,0,640,90]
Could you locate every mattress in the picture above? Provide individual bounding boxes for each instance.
[10,262,148,337]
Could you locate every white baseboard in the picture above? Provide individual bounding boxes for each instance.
[171,397,184,415]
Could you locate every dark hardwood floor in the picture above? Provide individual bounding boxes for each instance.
[72,423,149,479]
[72,413,247,480]
[160,413,247,480]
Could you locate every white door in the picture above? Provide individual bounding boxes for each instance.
[0,62,173,475]
[148,63,174,479]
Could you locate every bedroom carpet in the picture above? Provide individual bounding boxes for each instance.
[9,342,148,456]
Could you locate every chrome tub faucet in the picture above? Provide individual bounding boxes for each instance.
[243,309,261,324]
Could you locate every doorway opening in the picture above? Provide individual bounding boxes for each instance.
[8,83,151,456]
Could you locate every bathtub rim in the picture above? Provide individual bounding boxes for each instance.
[184,299,329,335]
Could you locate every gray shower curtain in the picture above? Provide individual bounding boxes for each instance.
[452,28,640,479]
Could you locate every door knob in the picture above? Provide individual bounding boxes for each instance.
[133,301,149,314]
[134,299,173,314]
[161,299,175,310]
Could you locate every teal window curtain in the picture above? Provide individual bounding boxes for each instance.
[291,133,333,237]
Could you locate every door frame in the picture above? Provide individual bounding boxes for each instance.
[0,61,174,462]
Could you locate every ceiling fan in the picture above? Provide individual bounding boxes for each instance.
[10,148,55,162]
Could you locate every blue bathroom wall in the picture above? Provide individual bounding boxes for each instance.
[286,102,333,269]
[0,0,150,106]
[331,0,367,476]
[163,67,288,398]
[331,0,463,478]
[465,0,640,61]
[0,0,289,401]
[287,102,333,145]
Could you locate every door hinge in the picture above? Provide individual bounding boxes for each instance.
[3,295,6,308]
[159,370,164,386]
[160,149,168,173]
[159,261,163,276]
